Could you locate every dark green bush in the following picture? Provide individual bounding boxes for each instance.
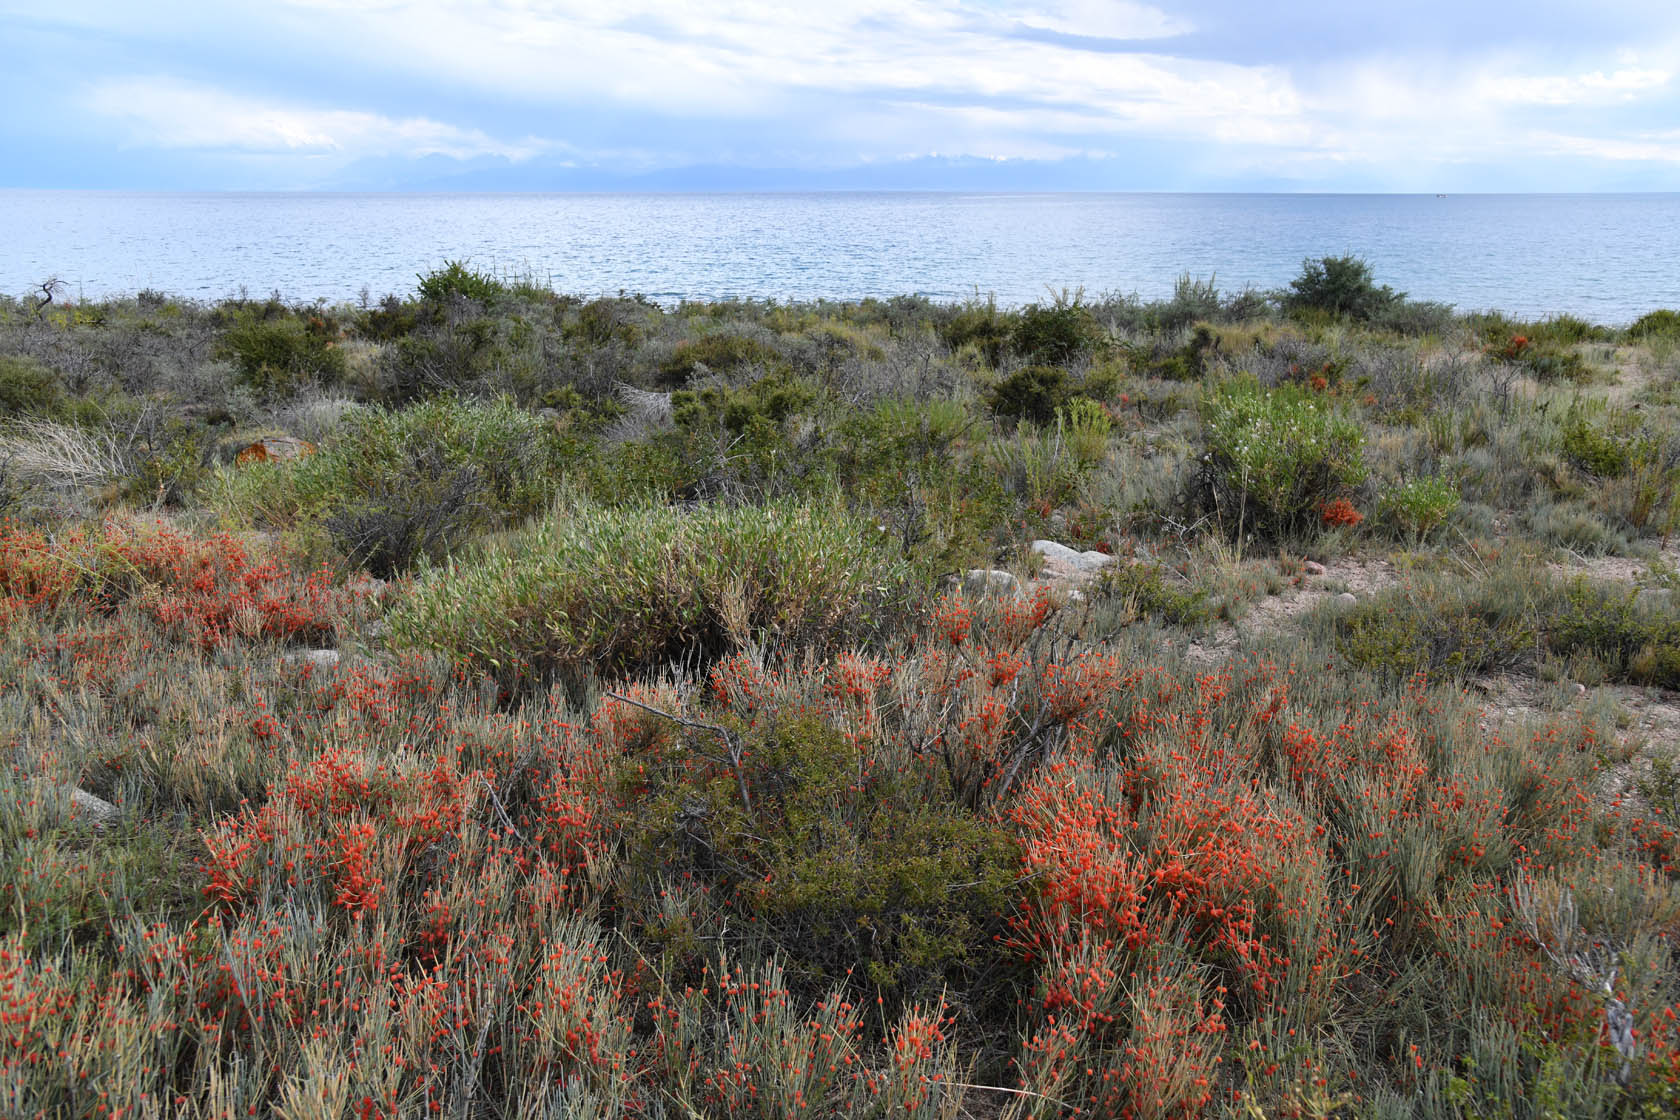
[220,314,347,396]
[324,444,488,578]
[625,711,1020,1007]
[1282,255,1401,322]
[1126,323,1220,381]
[1010,300,1098,364]
[988,365,1073,424]
[1629,309,1680,339]
[656,333,787,388]
[0,355,62,417]
[1328,569,1542,682]
[416,261,505,306]
[1550,580,1680,688]
[938,298,1014,366]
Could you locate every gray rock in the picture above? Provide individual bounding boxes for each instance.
[1303,560,1327,577]
[1031,540,1116,578]
[1337,592,1359,606]
[19,780,120,828]
[284,649,342,671]
[953,569,1020,596]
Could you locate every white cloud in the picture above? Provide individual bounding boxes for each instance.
[1479,66,1671,106]
[84,77,549,160]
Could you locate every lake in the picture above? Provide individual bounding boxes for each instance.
[3,190,1676,323]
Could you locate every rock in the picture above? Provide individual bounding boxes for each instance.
[1303,560,1327,577]
[952,569,1019,596]
[1031,540,1116,579]
[1573,682,1588,696]
[19,780,120,828]
[234,434,316,466]
[284,649,342,671]
[1337,592,1359,607]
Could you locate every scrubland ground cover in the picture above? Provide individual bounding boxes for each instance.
[5,260,1680,1117]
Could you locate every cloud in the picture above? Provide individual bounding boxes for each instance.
[1479,65,1672,106]
[83,76,549,160]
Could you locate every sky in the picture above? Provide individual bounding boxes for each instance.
[3,1,1679,191]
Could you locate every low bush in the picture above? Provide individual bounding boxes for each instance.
[387,499,913,690]
[415,260,506,306]
[1329,568,1542,681]
[1629,308,1680,340]
[1377,475,1462,541]
[0,355,62,417]
[655,332,787,387]
[1281,255,1401,321]
[1011,299,1099,365]
[220,313,348,397]
[1196,378,1368,541]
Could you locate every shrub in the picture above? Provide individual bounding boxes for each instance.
[220,314,347,396]
[1011,300,1098,364]
[989,365,1073,424]
[1559,406,1653,479]
[939,297,1014,366]
[1629,309,1680,340]
[655,332,787,387]
[415,260,505,306]
[1378,476,1462,541]
[1125,323,1220,381]
[387,499,912,690]
[1196,379,1368,541]
[1327,567,1543,681]
[0,355,62,417]
[1282,255,1401,321]
[1549,579,1680,689]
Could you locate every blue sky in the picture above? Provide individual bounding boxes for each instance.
[4,0,1678,190]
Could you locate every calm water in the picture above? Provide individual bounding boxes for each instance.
[3,191,1677,324]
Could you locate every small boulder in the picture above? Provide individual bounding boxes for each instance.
[1303,560,1327,577]
[17,780,121,829]
[234,435,316,466]
[1031,540,1116,579]
[952,569,1020,596]
[284,649,342,671]
[1337,592,1358,607]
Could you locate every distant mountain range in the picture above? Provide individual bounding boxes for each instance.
[328,153,1302,193]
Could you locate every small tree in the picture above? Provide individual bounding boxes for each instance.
[1283,255,1401,321]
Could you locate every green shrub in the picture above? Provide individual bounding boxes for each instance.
[416,260,505,306]
[939,297,1015,366]
[1378,476,1461,541]
[212,397,578,567]
[1125,323,1220,381]
[0,355,62,417]
[1629,309,1680,340]
[671,373,815,433]
[1549,579,1680,689]
[1282,256,1401,322]
[1093,562,1212,626]
[1328,568,1543,681]
[220,314,347,396]
[625,710,1020,1006]
[1011,300,1098,364]
[1559,405,1653,479]
[655,333,787,388]
[387,499,912,690]
[989,365,1073,424]
[1197,379,1368,541]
